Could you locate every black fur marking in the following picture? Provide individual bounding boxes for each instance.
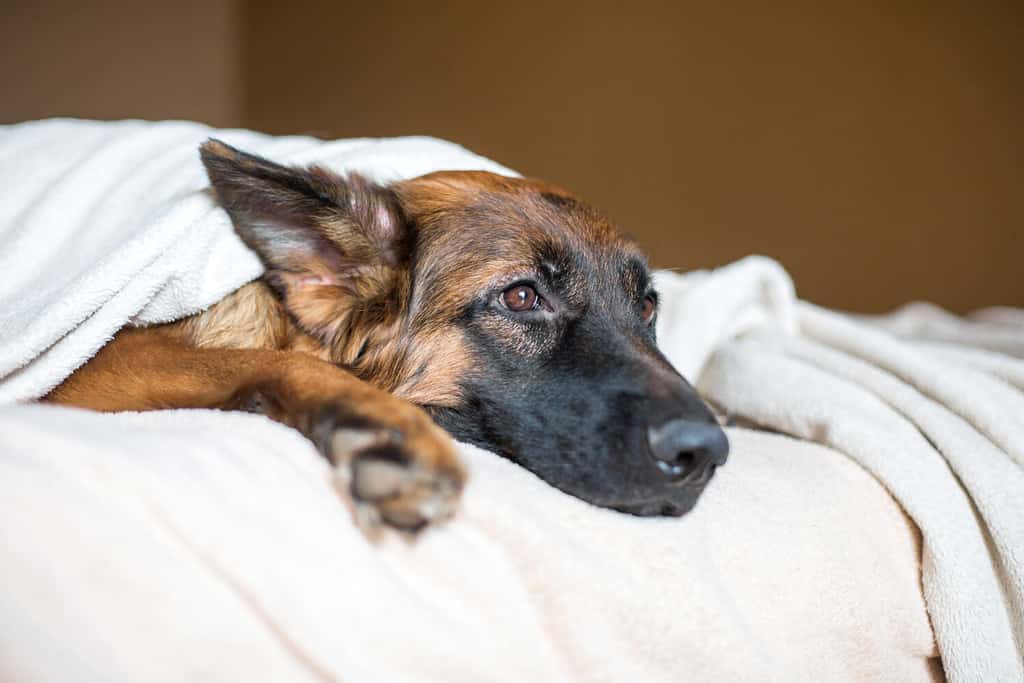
[431,249,728,516]
[540,192,580,210]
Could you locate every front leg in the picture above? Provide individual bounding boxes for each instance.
[229,372,465,534]
[47,327,465,535]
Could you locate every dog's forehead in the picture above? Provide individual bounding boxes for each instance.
[396,171,645,282]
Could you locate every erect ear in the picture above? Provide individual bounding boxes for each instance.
[200,139,410,356]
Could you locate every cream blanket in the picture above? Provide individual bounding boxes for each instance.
[0,407,937,682]
[665,262,1024,681]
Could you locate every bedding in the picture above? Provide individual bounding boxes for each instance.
[0,119,515,402]
[0,408,937,682]
[1,120,1022,681]
[661,259,1024,681]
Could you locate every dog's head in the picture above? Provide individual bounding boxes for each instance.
[202,140,728,516]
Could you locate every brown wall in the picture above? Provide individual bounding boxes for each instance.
[2,1,241,127]
[244,1,1023,313]
[3,2,1021,313]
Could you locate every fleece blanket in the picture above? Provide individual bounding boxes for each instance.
[0,119,515,402]
[661,263,1024,681]
[0,120,1021,680]
[0,405,938,683]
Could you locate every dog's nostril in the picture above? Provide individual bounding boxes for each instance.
[648,419,730,481]
[654,450,695,478]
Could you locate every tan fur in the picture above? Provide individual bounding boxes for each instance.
[179,281,291,351]
[176,279,471,408]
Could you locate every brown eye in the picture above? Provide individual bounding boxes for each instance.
[502,284,539,311]
[641,295,656,323]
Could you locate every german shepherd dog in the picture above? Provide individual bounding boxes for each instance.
[46,140,729,533]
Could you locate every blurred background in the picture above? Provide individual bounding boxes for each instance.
[3,1,1021,313]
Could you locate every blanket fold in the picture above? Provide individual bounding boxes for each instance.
[682,270,1024,681]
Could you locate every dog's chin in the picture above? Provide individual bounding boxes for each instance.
[581,462,717,518]
[606,481,715,517]
[610,497,698,518]
[539,467,715,518]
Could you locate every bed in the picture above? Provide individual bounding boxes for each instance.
[1,120,1021,682]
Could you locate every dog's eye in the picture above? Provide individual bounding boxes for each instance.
[641,294,656,323]
[502,284,540,312]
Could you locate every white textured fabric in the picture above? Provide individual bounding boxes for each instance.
[673,263,1024,682]
[0,119,516,402]
[0,406,937,683]
[653,256,796,381]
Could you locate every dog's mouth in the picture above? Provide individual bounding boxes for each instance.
[608,475,716,518]
[614,500,697,517]
[432,402,728,519]
[434,390,731,520]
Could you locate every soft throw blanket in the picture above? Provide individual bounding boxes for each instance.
[0,406,937,683]
[658,261,1024,681]
[0,120,1020,680]
[0,119,515,402]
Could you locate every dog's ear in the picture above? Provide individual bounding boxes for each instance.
[200,139,410,357]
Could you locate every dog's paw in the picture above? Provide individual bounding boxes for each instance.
[319,413,465,538]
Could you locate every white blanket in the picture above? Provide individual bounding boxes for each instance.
[0,119,515,402]
[680,265,1024,681]
[1,120,1021,680]
[0,407,938,683]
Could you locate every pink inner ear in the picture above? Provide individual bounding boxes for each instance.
[295,274,339,287]
[375,204,396,239]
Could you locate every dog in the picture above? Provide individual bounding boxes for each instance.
[45,139,729,533]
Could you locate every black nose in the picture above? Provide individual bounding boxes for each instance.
[647,419,729,481]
